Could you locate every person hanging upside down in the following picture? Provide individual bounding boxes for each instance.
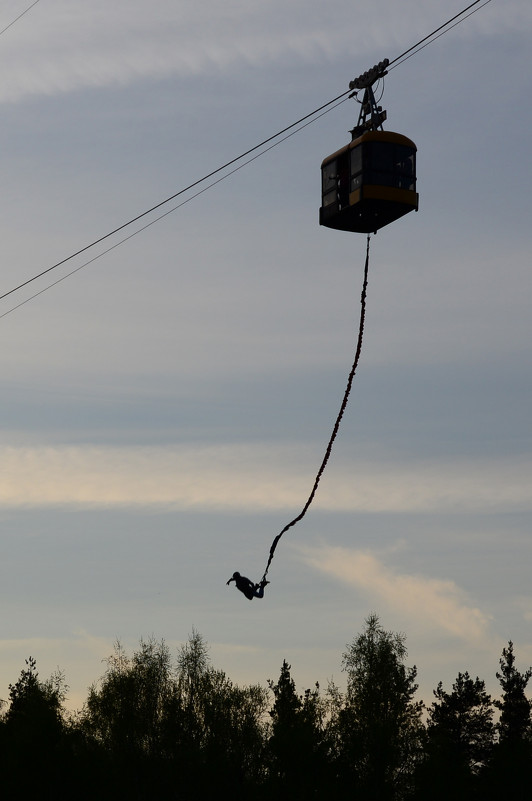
[227,572,269,600]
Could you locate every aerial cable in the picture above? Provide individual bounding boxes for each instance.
[0,0,493,310]
[0,91,351,306]
[0,96,351,319]
[0,0,40,38]
[388,0,492,70]
[260,235,371,584]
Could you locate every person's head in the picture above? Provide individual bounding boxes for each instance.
[232,571,241,579]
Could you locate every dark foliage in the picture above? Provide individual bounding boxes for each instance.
[1,624,531,801]
[494,640,532,744]
[0,656,69,800]
[481,642,532,801]
[333,613,424,800]
[415,671,494,801]
[267,659,330,799]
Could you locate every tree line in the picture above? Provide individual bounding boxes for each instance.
[0,614,530,800]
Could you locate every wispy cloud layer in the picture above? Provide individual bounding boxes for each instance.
[0,0,526,103]
[1,443,530,512]
[300,545,491,643]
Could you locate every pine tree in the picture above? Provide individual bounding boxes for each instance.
[481,642,532,801]
[417,671,494,801]
[267,660,329,799]
[494,640,531,743]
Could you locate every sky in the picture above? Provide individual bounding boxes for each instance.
[0,0,531,713]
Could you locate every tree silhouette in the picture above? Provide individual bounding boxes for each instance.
[82,638,176,797]
[0,656,68,799]
[334,613,424,800]
[267,660,329,799]
[82,631,268,799]
[4,624,531,800]
[417,671,493,801]
[482,642,532,801]
[160,629,268,796]
[494,640,532,743]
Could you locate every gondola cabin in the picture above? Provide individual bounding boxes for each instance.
[320,130,418,234]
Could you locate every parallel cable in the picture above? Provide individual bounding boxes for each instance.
[0,0,493,311]
[0,96,350,319]
[0,90,350,304]
[0,0,40,38]
[388,0,492,68]
[261,235,371,583]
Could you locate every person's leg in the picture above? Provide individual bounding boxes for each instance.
[253,580,269,598]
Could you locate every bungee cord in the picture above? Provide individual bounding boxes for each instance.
[260,235,371,583]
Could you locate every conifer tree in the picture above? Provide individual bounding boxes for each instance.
[417,671,493,801]
[267,660,328,798]
[482,642,532,801]
[494,640,531,743]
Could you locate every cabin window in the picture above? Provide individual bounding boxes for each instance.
[396,148,415,190]
[337,154,349,208]
[322,153,350,209]
[364,142,416,191]
[350,146,362,191]
[322,160,337,193]
[321,159,338,207]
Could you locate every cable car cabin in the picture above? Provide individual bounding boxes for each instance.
[320,130,418,234]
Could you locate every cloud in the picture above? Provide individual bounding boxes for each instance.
[1,443,531,512]
[0,0,525,103]
[300,545,491,644]
[0,442,308,510]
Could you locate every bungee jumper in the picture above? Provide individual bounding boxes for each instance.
[227,59,418,598]
[227,572,270,600]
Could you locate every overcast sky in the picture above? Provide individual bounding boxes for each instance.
[1,0,531,711]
